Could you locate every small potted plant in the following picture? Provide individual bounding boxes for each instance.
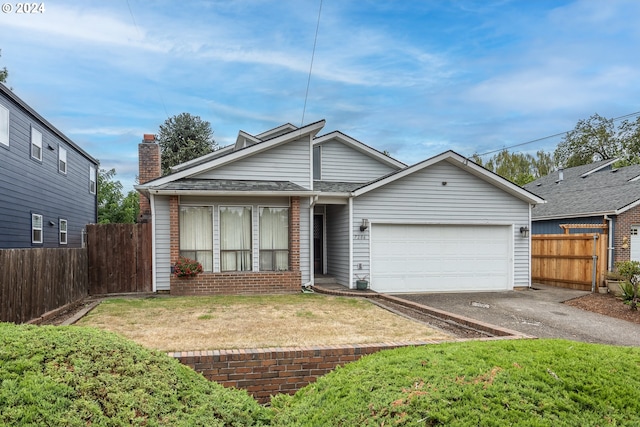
[355,274,369,290]
[173,256,203,278]
[605,269,624,296]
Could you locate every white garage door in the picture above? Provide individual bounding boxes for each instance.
[370,224,512,293]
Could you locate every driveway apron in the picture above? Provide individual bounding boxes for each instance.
[393,284,640,346]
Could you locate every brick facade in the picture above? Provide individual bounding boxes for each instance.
[169,196,302,295]
[138,134,161,223]
[614,207,640,264]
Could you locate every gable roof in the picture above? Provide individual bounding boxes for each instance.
[0,83,98,165]
[313,130,406,170]
[524,159,640,219]
[353,150,545,205]
[137,119,326,189]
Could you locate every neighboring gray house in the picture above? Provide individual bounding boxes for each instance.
[0,83,98,248]
[524,159,640,269]
[136,120,544,295]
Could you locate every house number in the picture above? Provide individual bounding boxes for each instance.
[353,234,369,240]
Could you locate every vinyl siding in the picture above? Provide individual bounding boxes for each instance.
[192,136,312,188]
[325,204,350,285]
[154,195,171,291]
[317,139,398,182]
[0,94,97,248]
[532,216,605,234]
[352,161,531,288]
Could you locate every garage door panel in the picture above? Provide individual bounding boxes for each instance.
[371,224,512,293]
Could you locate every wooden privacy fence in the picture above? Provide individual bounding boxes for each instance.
[532,233,608,291]
[87,223,152,294]
[0,248,88,323]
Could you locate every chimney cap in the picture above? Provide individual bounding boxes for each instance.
[143,134,156,143]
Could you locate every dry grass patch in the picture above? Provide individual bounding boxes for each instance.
[76,294,452,351]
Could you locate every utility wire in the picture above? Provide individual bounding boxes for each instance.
[301,0,323,127]
[474,110,640,158]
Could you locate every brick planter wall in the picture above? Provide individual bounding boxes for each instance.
[170,271,301,295]
[170,342,438,403]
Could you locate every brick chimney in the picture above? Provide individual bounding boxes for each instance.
[138,134,161,222]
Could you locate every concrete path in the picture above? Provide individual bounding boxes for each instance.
[395,285,640,347]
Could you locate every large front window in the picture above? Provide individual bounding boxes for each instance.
[220,206,252,271]
[260,207,289,271]
[179,206,213,271]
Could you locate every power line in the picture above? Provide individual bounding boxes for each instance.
[474,110,640,158]
[301,0,323,127]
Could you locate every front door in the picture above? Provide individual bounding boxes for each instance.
[314,214,324,274]
[631,226,640,262]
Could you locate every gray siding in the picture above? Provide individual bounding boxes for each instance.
[325,204,350,285]
[317,139,398,182]
[352,161,531,288]
[0,93,97,248]
[532,216,605,235]
[192,136,312,189]
[154,195,171,291]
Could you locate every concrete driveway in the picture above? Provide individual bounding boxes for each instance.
[394,284,640,347]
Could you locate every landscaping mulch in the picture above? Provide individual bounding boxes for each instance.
[564,292,640,325]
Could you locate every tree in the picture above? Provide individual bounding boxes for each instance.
[554,114,619,168]
[157,112,216,175]
[472,149,554,186]
[0,49,8,83]
[98,168,139,223]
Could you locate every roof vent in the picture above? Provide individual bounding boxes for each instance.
[536,183,541,186]
[558,167,564,181]
[611,169,618,173]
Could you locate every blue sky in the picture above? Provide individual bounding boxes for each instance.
[1,0,639,192]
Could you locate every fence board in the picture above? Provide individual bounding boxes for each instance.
[87,223,152,294]
[0,248,88,324]
[532,233,607,291]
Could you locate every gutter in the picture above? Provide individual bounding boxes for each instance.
[139,189,319,197]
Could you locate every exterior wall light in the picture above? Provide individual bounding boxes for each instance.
[360,219,369,232]
[520,226,529,238]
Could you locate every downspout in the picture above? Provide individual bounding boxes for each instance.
[605,215,613,271]
[528,204,532,288]
[150,192,157,293]
[307,196,317,288]
[348,197,354,289]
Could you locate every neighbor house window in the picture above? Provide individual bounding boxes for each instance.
[0,103,8,147]
[220,206,252,271]
[179,206,213,272]
[59,147,67,174]
[313,146,321,180]
[259,207,289,271]
[59,219,68,245]
[31,127,42,161]
[32,213,43,244]
[89,166,96,194]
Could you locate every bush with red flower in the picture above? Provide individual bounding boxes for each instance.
[173,256,203,277]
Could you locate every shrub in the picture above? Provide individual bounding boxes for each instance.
[0,323,270,426]
[271,339,640,426]
[615,260,640,310]
[174,256,203,277]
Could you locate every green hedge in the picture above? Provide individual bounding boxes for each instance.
[0,323,271,426]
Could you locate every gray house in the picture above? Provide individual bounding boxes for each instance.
[136,120,544,294]
[524,159,640,269]
[0,83,98,248]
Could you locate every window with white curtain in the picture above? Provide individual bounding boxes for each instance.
[179,206,213,271]
[220,206,252,271]
[259,207,289,271]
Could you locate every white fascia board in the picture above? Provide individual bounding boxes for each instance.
[234,130,261,150]
[256,123,298,139]
[615,198,640,215]
[313,131,406,169]
[139,120,326,188]
[532,211,615,221]
[352,150,546,205]
[579,158,619,177]
[148,189,318,197]
[171,145,234,172]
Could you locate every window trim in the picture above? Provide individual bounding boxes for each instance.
[313,145,322,180]
[32,213,43,244]
[59,218,68,245]
[59,146,67,174]
[219,205,253,272]
[31,126,43,161]
[0,103,8,147]
[258,205,290,271]
[89,165,96,194]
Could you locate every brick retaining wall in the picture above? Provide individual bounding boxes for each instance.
[170,342,440,403]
